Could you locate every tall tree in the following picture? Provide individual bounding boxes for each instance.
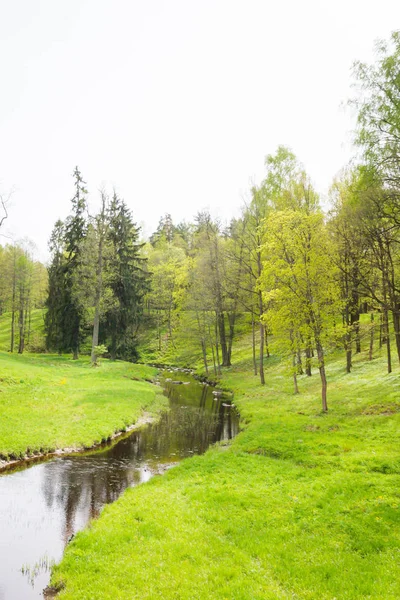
[63,167,89,359]
[103,192,148,360]
[260,173,339,411]
[91,190,109,364]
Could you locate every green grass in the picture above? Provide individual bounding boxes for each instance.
[0,352,166,460]
[49,338,400,598]
[0,309,47,352]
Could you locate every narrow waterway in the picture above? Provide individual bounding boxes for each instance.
[0,371,239,599]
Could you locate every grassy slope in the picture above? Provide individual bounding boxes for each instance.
[0,352,166,460]
[0,309,46,352]
[52,340,400,599]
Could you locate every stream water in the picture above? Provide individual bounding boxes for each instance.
[0,371,239,599]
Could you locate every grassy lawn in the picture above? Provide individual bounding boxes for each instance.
[0,352,166,460]
[50,339,400,599]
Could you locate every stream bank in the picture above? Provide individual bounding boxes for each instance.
[0,369,238,599]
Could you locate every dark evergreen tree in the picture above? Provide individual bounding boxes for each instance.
[102,192,148,360]
[45,167,89,358]
[62,167,88,359]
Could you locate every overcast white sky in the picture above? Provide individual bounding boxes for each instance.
[0,0,399,260]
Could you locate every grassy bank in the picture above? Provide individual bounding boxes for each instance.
[0,352,165,461]
[51,342,400,599]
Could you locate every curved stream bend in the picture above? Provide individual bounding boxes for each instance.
[0,370,239,600]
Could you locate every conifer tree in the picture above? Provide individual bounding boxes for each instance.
[62,167,89,359]
[103,192,148,360]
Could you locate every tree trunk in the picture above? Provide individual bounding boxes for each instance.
[290,330,299,394]
[382,266,391,373]
[10,248,16,353]
[344,304,351,373]
[211,344,217,377]
[258,291,265,385]
[256,248,265,384]
[73,348,79,360]
[218,311,229,367]
[346,347,352,374]
[91,193,107,364]
[316,341,328,412]
[350,287,361,353]
[392,305,400,365]
[293,354,299,394]
[305,344,312,376]
[384,307,391,373]
[264,327,270,358]
[369,313,374,361]
[355,322,361,354]
[91,303,101,364]
[201,339,209,376]
[296,349,303,375]
[252,314,257,376]
[215,318,222,376]
[18,305,25,354]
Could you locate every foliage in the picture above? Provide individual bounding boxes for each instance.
[352,31,400,192]
[0,242,47,353]
[92,344,108,366]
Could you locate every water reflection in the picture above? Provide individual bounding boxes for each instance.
[0,373,238,599]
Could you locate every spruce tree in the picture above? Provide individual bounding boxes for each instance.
[62,167,88,359]
[45,168,89,358]
[103,192,148,360]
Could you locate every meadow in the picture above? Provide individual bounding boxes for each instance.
[50,339,400,599]
[0,352,165,461]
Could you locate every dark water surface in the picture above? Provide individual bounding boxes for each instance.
[0,372,238,599]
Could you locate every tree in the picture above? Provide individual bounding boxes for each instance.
[329,170,366,373]
[45,167,89,358]
[352,31,400,197]
[260,174,339,411]
[90,190,109,365]
[45,220,66,352]
[102,192,148,360]
[146,241,188,353]
[233,147,300,384]
[62,167,89,359]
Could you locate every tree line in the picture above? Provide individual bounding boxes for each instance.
[143,32,400,411]
[1,31,400,412]
[0,241,47,353]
